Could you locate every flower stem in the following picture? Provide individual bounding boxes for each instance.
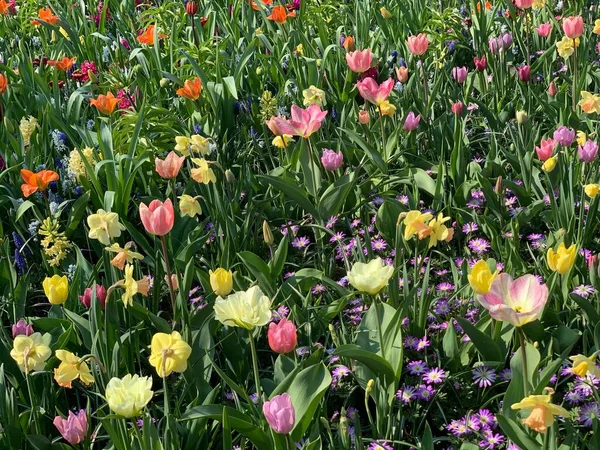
[573,43,578,112]
[372,295,387,361]
[248,329,263,410]
[159,235,177,317]
[519,327,529,399]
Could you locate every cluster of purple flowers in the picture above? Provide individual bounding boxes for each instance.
[447,409,505,449]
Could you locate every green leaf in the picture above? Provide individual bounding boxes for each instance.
[15,200,35,222]
[443,320,458,358]
[375,199,404,240]
[333,344,395,382]
[318,171,357,219]
[222,76,238,100]
[571,294,600,324]
[259,175,320,220]
[497,415,542,450]
[342,128,387,173]
[238,251,275,298]
[456,317,504,363]
[65,191,91,237]
[420,422,434,450]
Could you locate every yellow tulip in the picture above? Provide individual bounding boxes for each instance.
[105,374,153,418]
[511,391,568,433]
[468,260,498,295]
[148,331,192,377]
[10,332,52,374]
[403,210,433,240]
[43,275,69,305]
[541,155,558,173]
[347,257,394,295]
[209,268,233,296]
[570,354,600,378]
[179,195,202,218]
[585,184,600,198]
[54,350,94,388]
[214,286,272,329]
[547,242,577,275]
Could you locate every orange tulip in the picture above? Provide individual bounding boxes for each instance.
[0,73,7,94]
[90,92,119,115]
[155,151,186,179]
[48,57,76,71]
[249,0,273,10]
[176,77,202,100]
[31,7,59,26]
[20,169,59,197]
[0,0,10,15]
[267,5,295,24]
[136,25,168,45]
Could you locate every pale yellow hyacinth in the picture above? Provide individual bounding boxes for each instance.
[214,285,272,330]
[105,374,153,418]
[11,332,52,373]
[87,209,125,246]
[148,331,192,377]
[347,257,394,295]
[468,260,498,295]
[54,350,94,388]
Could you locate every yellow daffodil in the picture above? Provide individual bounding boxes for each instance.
[302,85,326,107]
[347,257,394,295]
[379,100,396,116]
[547,242,577,275]
[87,209,125,246]
[209,268,233,296]
[585,184,600,198]
[403,210,433,240]
[468,260,498,295]
[190,158,217,184]
[272,135,294,148]
[214,286,272,330]
[175,135,210,156]
[511,390,568,434]
[426,213,454,248]
[53,350,94,388]
[541,155,558,173]
[43,275,69,305]
[594,19,600,34]
[570,354,600,378]
[577,130,587,146]
[579,92,600,115]
[118,264,150,308]
[179,195,202,218]
[148,331,192,377]
[556,36,579,59]
[10,332,52,374]
[105,374,153,418]
[105,242,144,270]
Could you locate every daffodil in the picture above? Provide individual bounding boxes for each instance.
[272,135,294,148]
[302,85,326,107]
[379,100,396,116]
[105,242,144,270]
[190,158,217,184]
[585,184,600,198]
[179,195,203,217]
[174,135,210,156]
[579,92,600,115]
[403,210,433,240]
[426,213,454,248]
[148,331,192,377]
[54,350,94,388]
[511,390,568,433]
[10,332,52,374]
[87,209,125,246]
[577,130,587,146]
[570,354,600,378]
[468,260,498,295]
[556,36,579,59]
[117,264,150,308]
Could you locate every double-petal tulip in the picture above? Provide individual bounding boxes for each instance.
[547,242,577,275]
[476,273,548,327]
[347,257,394,295]
[356,78,394,106]
[105,374,153,418]
[155,151,185,179]
[53,410,88,445]
[553,126,575,146]
[270,105,328,138]
[585,184,600,198]
[20,169,59,197]
[140,199,174,236]
[346,49,373,73]
[214,285,272,329]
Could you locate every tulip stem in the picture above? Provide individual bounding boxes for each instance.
[378,107,387,157]
[420,58,428,119]
[248,329,262,410]
[519,327,529,399]
[133,422,143,446]
[573,43,578,112]
[160,235,177,318]
[25,373,41,435]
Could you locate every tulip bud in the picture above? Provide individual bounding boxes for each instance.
[380,7,392,19]
[160,77,169,87]
[358,109,370,124]
[256,67,263,75]
[263,220,274,245]
[451,101,463,116]
[548,81,557,96]
[495,176,503,195]
[395,66,409,83]
[225,169,236,183]
[186,1,198,15]
[342,35,355,51]
[366,379,375,397]
[518,65,531,82]
[329,324,340,347]
[516,110,528,124]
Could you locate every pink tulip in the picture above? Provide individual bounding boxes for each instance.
[535,138,556,161]
[155,151,185,179]
[514,0,533,8]
[358,110,370,124]
[563,16,584,39]
[53,410,88,445]
[547,81,557,96]
[266,117,284,136]
[536,22,552,38]
[451,66,467,83]
[395,66,409,82]
[578,140,599,162]
[407,33,428,55]
[553,126,575,146]
[477,274,548,327]
[12,319,33,338]
[356,77,394,106]
[451,101,463,116]
[263,393,295,434]
[268,318,298,353]
[271,105,328,138]
[320,149,343,171]
[402,112,421,131]
[79,285,107,309]
[345,49,372,73]
[474,55,487,71]
[140,199,175,236]
[518,65,530,82]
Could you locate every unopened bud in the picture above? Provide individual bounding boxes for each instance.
[548,81,557,97]
[263,220,274,245]
[329,324,340,347]
[358,109,370,124]
[186,1,198,16]
[160,77,169,88]
[225,169,236,184]
[365,379,375,397]
[516,110,528,125]
[380,7,392,19]
[494,176,503,195]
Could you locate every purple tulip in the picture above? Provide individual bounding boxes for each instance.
[53,410,88,445]
[578,140,599,162]
[452,66,467,83]
[263,393,295,434]
[403,112,421,131]
[553,126,576,146]
[502,33,513,49]
[320,149,344,171]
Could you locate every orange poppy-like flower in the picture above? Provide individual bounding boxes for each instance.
[176,77,202,100]
[90,92,119,115]
[136,25,168,45]
[20,169,59,197]
[31,7,59,26]
[0,0,10,15]
[267,5,295,24]
[0,73,7,94]
[48,57,76,71]
[249,0,272,11]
